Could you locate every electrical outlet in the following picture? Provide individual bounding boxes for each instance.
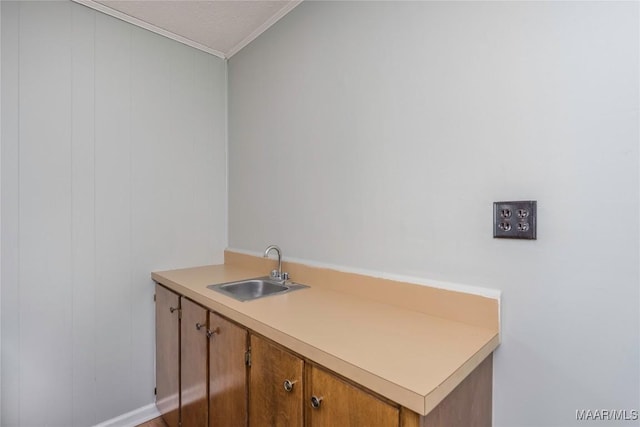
[493,201,536,239]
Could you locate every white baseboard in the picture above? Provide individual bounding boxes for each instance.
[93,403,160,427]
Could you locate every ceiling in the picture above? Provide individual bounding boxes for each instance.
[73,0,302,59]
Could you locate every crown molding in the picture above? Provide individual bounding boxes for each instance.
[226,0,302,58]
[71,0,228,59]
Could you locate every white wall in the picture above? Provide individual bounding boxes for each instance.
[228,2,639,426]
[1,1,227,425]
[0,1,3,418]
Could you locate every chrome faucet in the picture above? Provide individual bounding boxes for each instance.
[264,245,288,280]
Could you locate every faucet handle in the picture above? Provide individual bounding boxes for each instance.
[281,272,289,281]
[270,269,280,279]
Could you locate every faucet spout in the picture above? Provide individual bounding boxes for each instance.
[263,245,282,279]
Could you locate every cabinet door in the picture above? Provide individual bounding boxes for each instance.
[306,365,399,427]
[209,312,248,427]
[155,284,180,427]
[249,334,303,427]
[181,298,209,426]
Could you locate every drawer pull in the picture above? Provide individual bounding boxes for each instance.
[310,395,323,409]
[196,322,205,330]
[283,379,296,392]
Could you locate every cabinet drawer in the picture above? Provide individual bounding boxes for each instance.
[306,364,399,427]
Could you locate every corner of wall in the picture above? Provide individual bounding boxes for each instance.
[0,0,4,415]
[224,56,229,252]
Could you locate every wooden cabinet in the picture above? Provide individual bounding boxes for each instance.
[155,287,249,427]
[181,298,209,426]
[249,334,304,427]
[248,334,396,427]
[155,284,180,427]
[306,364,398,427]
[155,286,492,427]
[209,311,248,427]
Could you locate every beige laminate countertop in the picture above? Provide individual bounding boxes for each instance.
[152,261,499,416]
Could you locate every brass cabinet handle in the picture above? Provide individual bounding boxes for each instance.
[310,395,323,409]
[283,379,296,392]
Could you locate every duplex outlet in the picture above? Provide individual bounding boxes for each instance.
[493,201,537,240]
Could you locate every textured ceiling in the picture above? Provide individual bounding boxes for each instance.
[81,0,301,58]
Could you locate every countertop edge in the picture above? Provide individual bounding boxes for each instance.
[422,333,500,415]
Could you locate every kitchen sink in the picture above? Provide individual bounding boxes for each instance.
[207,276,309,302]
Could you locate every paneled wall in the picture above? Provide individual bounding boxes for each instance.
[228,2,639,426]
[1,2,227,425]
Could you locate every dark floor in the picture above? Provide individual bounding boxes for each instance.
[136,416,168,427]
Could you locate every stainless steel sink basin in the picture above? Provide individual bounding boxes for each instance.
[207,276,309,302]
